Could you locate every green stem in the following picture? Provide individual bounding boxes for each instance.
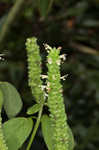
[0,0,25,44]
[47,0,54,16]
[26,104,43,150]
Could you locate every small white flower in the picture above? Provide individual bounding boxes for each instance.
[57,46,62,50]
[44,93,48,97]
[59,88,63,93]
[47,82,50,87]
[60,54,67,61]
[40,75,48,79]
[60,74,68,80]
[46,82,51,92]
[40,85,46,91]
[44,44,52,53]
[48,58,52,64]
[56,59,61,65]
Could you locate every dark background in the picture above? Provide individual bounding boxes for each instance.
[0,0,99,150]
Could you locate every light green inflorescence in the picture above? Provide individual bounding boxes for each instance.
[46,46,69,150]
[26,38,44,104]
[25,37,74,150]
[0,90,8,150]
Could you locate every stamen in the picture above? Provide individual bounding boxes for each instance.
[60,74,68,80]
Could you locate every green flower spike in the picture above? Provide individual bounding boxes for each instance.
[26,37,44,103]
[0,90,8,150]
[46,45,69,150]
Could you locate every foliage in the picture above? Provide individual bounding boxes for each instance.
[0,0,99,150]
[41,115,74,150]
[0,37,74,150]
[0,82,22,118]
[0,81,33,150]
[25,37,74,150]
[3,117,33,150]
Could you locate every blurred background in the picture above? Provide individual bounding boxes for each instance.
[0,0,99,150]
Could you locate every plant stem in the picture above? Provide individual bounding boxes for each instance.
[0,0,25,44]
[26,104,43,150]
[47,0,54,16]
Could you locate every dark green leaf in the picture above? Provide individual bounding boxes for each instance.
[0,82,23,118]
[41,115,54,150]
[3,117,33,150]
[38,0,50,18]
[27,103,41,115]
[41,115,75,150]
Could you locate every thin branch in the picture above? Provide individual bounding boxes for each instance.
[47,0,54,16]
[71,42,99,56]
[26,104,43,150]
[0,0,25,44]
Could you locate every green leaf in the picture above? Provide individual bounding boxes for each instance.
[27,103,41,115]
[3,117,33,150]
[0,14,8,33]
[41,115,75,150]
[38,0,51,18]
[0,82,23,118]
[41,115,54,150]
[67,125,75,150]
